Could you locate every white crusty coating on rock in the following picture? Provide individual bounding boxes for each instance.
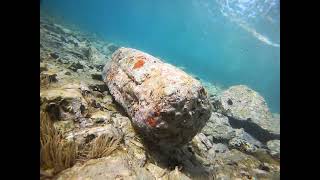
[102,47,212,147]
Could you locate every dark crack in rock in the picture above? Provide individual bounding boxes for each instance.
[68,62,84,72]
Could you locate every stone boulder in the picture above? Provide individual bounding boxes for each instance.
[201,112,236,144]
[228,128,264,154]
[56,153,136,180]
[267,140,280,159]
[233,128,263,148]
[102,47,212,148]
[87,45,106,64]
[40,88,88,122]
[65,124,121,145]
[213,149,280,179]
[229,137,258,154]
[191,133,213,157]
[211,143,229,154]
[215,85,279,143]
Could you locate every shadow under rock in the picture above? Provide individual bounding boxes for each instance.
[93,83,129,117]
[228,116,280,144]
[131,126,215,179]
[110,97,130,117]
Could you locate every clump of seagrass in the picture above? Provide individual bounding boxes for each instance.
[40,111,77,175]
[86,133,122,159]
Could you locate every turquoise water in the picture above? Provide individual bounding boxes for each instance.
[40,0,280,113]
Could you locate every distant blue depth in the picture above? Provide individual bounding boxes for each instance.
[41,0,280,113]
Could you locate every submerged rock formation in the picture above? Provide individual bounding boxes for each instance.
[267,139,280,159]
[102,47,212,148]
[201,112,236,144]
[40,15,280,180]
[214,85,280,143]
[202,85,280,158]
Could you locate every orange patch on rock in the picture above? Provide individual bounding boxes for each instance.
[133,59,145,69]
[146,117,157,127]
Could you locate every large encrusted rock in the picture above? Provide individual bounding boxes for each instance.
[102,47,212,148]
[215,85,280,143]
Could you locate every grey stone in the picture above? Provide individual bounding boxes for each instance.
[79,117,94,128]
[267,140,280,159]
[207,148,216,160]
[212,149,280,179]
[167,167,191,180]
[145,163,167,179]
[56,152,136,180]
[79,82,91,94]
[68,62,83,72]
[191,133,213,157]
[65,124,121,145]
[103,47,212,148]
[40,63,48,72]
[201,112,236,143]
[40,17,108,69]
[40,88,88,121]
[90,110,111,124]
[211,143,229,153]
[111,113,136,144]
[234,128,263,148]
[216,85,280,143]
[229,137,258,154]
[87,46,106,64]
[135,167,155,180]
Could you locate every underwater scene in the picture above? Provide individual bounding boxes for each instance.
[40,0,280,179]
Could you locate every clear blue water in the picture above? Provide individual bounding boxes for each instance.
[40,0,280,113]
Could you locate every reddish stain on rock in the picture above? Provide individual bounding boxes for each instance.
[133,59,145,69]
[146,117,157,127]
